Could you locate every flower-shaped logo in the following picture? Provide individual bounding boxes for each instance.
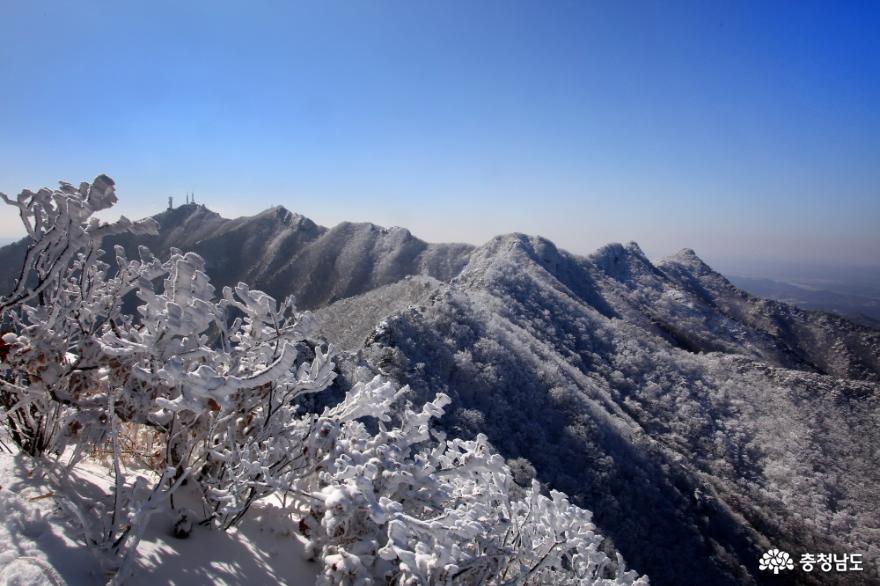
[759,549,794,574]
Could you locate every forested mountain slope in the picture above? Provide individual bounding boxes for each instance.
[354,235,880,585]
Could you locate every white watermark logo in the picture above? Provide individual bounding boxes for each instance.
[759,549,864,574]
[759,549,794,574]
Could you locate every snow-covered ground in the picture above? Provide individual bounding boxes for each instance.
[0,450,318,585]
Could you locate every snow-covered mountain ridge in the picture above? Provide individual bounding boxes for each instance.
[3,203,875,381]
[356,232,880,585]
[1,202,878,585]
[0,203,472,311]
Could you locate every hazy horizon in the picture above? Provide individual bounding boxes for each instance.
[2,1,878,269]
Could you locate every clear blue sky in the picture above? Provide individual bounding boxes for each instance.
[1,0,878,268]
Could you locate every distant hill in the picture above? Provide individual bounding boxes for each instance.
[727,274,880,327]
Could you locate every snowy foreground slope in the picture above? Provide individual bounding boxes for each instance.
[1,199,879,585]
[0,451,318,585]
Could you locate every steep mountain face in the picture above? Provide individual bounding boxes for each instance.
[2,206,878,585]
[0,204,473,309]
[352,235,880,586]
[657,249,880,381]
[313,275,443,351]
[255,218,471,309]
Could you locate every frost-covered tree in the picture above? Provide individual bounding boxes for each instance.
[297,379,646,585]
[0,176,647,585]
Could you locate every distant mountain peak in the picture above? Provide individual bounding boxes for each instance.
[469,232,562,265]
[624,241,646,256]
[259,204,292,215]
[489,232,558,251]
[668,247,701,261]
[589,241,661,284]
[254,205,317,229]
[155,202,221,227]
[590,242,629,261]
[658,248,715,273]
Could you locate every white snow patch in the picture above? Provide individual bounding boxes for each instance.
[0,452,319,585]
